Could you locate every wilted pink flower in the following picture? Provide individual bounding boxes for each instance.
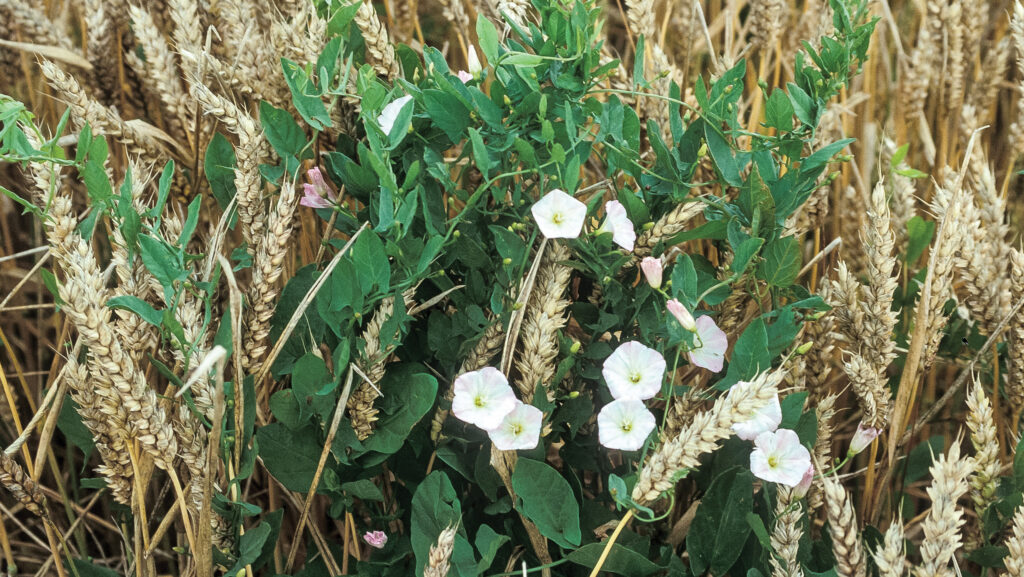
[363,530,387,549]
[531,189,587,239]
[731,392,782,441]
[750,429,812,487]
[596,200,636,251]
[300,167,337,209]
[848,423,880,456]
[687,315,727,372]
[456,70,473,83]
[640,257,663,289]
[666,299,697,332]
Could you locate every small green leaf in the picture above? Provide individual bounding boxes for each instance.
[476,15,499,64]
[281,58,331,131]
[905,216,935,264]
[757,236,801,288]
[107,295,163,327]
[205,133,237,212]
[765,89,794,131]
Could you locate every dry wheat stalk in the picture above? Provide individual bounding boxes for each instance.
[348,289,417,440]
[821,472,865,577]
[47,196,179,470]
[40,60,169,163]
[807,393,837,513]
[85,0,120,100]
[632,368,782,505]
[915,441,972,577]
[0,452,47,518]
[965,378,1000,517]
[129,5,190,137]
[423,525,457,577]
[243,181,298,373]
[1010,1,1024,154]
[1009,249,1024,413]
[770,487,803,577]
[515,241,572,403]
[634,201,705,258]
[1006,505,1024,577]
[872,520,906,577]
[354,0,399,78]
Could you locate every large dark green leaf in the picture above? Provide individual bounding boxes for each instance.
[256,423,323,492]
[410,471,476,577]
[511,458,582,548]
[687,468,754,576]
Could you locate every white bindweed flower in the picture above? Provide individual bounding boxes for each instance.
[598,398,657,451]
[531,189,587,239]
[666,299,697,332]
[640,257,663,289]
[848,422,881,456]
[750,429,813,487]
[731,392,782,441]
[451,367,517,430]
[602,341,666,400]
[687,315,728,372]
[467,45,482,77]
[377,95,413,135]
[488,401,543,450]
[597,200,636,251]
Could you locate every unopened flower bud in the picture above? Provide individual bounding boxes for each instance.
[792,465,814,499]
[640,257,663,289]
[467,45,482,78]
[570,341,581,354]
[666,299,697,332]
[848,423,880,457]
[795,341,814,355]
[503,257,512,265]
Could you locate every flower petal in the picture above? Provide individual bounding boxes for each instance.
[602,341,666,400]
[687,315,728,372]
[488,402,543,450]
[732,394,782,440]
[451,367,517,429]
[598,399,656,451]
[531,189,587,239]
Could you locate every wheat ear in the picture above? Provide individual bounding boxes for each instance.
[0,452,47,518]
[423,525,457,577]
[821,472,865,577]
[872,519,906,577]
[769,487,803,577]
[1005,505,1024,577]
[515,240,572,403]
[915,440,972,577]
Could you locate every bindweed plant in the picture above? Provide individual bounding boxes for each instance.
[4,0,1024,576]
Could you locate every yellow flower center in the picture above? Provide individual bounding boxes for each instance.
[552,212,564,225]
[474,396,485,407]
[629,372,642,384]
[511,423,523,435]
[767,455,779,468]
[620,421,633,433]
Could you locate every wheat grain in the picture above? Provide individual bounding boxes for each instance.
[0,452,47,518]
[354,0,399,78]
[423,525,457,577]
[515,241,572,403]
[915,441,972,577]
[770,487,803,577]
[821,472,865,577]
[1006,505,1024,577]
[872,520,906,577]
[965,378,999,517]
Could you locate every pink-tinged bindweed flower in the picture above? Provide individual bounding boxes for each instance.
[377,95,413,135]
[750,429,813,487]
[598,398,657,451]
[602,341,666,401]
[531,189,587,239]
[363,530,388,549]
[596,200,636,251]
[451,367,517,430]
[666,299,697,332]
[792,465,814,499]
[640,257,663,289]
[488,401,543,450]
[456,70,473,83]
[731,392,782,441]
[687,315,728,372]
[300,167,337,209]
[848,422,881,456]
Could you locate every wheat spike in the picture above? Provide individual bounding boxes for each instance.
[770,487,803,577]
[0,453,47,518]
[423,525,457,577]
[915,441,972,577]
[821,473,865,577]
[354,0,399,78]
[633,201,704,258]
[515,240,572,403]
[872,520,906,577]
[632,369,782,505]
[966,378,1000,517]
[1006,505,1024,577]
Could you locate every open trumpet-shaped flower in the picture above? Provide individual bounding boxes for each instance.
[687,315,728,372]
[596,200,636,251]
[731,391,782,441]
[602,341,666,401]
[750,429,812,487]
[377,95,413,135]
[488,401,543,450]
[363,531,388,549]
[598,399,657,451]
[451,367,517,430]
[531,189,587,239]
